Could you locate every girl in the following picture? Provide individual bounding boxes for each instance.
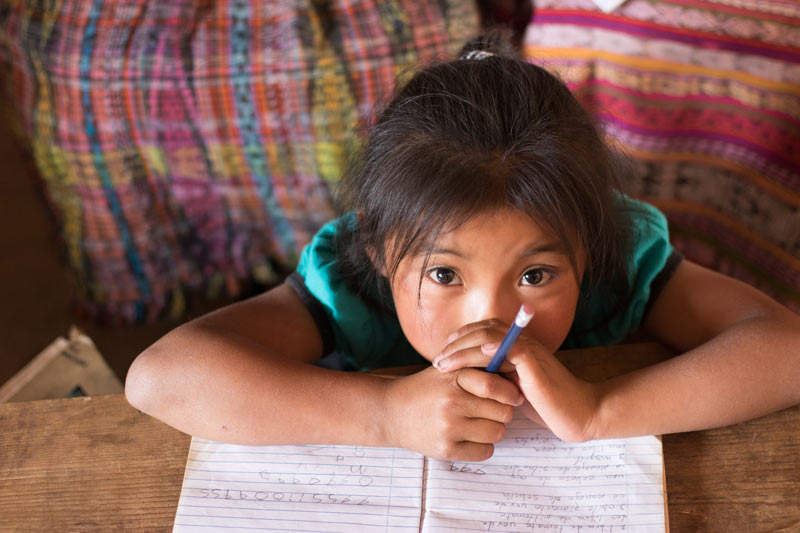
[125,33,800,462]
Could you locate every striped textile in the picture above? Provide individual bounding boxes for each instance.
[525,0,800,312]
[0,0,479,324]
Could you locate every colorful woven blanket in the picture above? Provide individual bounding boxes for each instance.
[3,0,797,323]
[524,0,800,312]
[0,0,478,323]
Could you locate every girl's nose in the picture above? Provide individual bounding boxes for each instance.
[466,289,520,327]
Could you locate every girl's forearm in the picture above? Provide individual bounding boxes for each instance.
[125,323,394,447]
[593,315,800,439]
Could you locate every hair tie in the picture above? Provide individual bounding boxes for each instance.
[460,50,495,61]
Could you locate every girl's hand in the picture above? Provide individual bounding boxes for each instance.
[433,319,600,443]
[384,365,524,461]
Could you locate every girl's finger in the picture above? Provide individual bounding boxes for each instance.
[455,368,524,407]
[434,346,485,372]
[456,417,508,445]
[448,318,508,342]
[505,337,552,369]
[506,343,572,407]
[446,441,495,462]
[435,344,515,373]
[518,401,547,428]
[437,325,507,362]
[505,340,553,387]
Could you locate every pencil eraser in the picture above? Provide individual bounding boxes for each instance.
[515,304,534,327]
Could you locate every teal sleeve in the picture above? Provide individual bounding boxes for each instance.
[564,197,677,349]
[295,214,424,370]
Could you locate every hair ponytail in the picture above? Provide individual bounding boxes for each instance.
[456,29,519,61]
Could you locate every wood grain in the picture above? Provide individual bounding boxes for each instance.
[664,408,800,531]
[0,395,189,532]
[1,343,798,531]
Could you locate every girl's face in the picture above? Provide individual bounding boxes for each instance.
[388,208,585,360]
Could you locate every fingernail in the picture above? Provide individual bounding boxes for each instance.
[435,357,450,371]
[447,332,458,343]
[482,342,500,353]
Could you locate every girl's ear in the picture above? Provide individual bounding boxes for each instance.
[365,244,389,278]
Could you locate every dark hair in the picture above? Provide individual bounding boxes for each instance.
[336,30,635,319]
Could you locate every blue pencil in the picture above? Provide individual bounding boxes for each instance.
[485,304,534,373]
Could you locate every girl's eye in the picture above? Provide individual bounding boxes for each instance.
[521,268,555,286]
[428,267,459,285]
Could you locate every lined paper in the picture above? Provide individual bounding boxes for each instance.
[423,418,665,532]
[174,443,424,532]
[174,415,664,532]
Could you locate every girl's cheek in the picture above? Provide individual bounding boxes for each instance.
[528,299,579,352]
[391,281,452,361]
[417,297,459,359]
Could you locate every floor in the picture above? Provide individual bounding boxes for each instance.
[0,116,229,387]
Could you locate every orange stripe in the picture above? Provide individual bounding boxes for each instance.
[659,0,800,25]
[525,47,800,96]
[537,8,800,56]
[624,147,800,208]
[644,198,800,270]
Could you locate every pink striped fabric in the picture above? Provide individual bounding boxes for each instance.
[524,0,800,312]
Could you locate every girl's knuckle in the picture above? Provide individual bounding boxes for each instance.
[440,417,457,437]
[437,393,457,411]
[440,442,458,460]
[480,378,495,398]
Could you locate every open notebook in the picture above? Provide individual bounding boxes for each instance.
[173,414,666,532]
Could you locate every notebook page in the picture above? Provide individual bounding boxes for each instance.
[173,440,424,532]
[423,415,665,532]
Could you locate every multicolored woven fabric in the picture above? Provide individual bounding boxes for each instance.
[0,0,479,323]
[525,0,800,312]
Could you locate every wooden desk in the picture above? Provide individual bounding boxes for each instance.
[1,343,798,531]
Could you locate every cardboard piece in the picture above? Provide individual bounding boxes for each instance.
[0,327,123,403]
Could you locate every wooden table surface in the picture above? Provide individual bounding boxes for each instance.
[1,342,798,532]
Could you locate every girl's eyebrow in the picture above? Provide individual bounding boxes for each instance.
[427,247,467,258]
[520,242,568,257]
[427,241,567,260]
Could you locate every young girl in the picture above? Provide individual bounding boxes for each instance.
[125,33,800,462]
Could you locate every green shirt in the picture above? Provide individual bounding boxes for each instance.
[291,196,680,370]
